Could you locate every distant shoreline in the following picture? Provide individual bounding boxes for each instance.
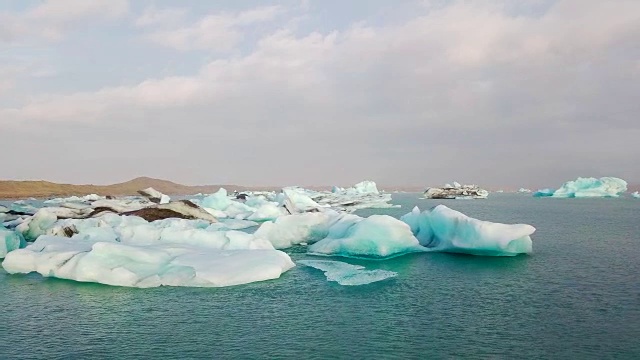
[0,177,431,200]
[0,177,280,200]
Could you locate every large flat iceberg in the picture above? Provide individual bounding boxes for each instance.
[2,235,295,288]
[400,205,534,256]
[533,177,627,198]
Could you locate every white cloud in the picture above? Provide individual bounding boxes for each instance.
[135,7,187,28]
[0,0,129,42]
[140,5,283,51]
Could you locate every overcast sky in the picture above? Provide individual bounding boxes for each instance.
[1,0,638,188]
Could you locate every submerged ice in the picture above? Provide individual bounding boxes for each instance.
[298,260,397,286]
[534,177,627,198]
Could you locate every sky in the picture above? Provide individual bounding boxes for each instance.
[1,0,639,188]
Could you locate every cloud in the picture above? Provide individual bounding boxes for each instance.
[139,5,284,51]
[2,0,640,186]
[0,0,129,42]
[134,7,187,28]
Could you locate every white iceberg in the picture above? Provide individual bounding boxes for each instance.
[16,209,58,241]
[200,188,233,211]
[632,191,640,198]
[254,212,337,249]
[247,203,286,222]
[400,205,534,256]
[533,177,627,198]
[298,260,397,285]
[44,194,104,204]
[281,187,324,213]
[518,188,532,193]
[308,215,426,259]
[2,235,295,288]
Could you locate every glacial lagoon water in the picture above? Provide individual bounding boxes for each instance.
[2,193,639,359]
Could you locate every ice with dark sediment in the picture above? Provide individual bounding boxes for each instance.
[423,182,489,199]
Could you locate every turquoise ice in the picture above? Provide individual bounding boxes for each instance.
[1,226,26,258]
[401,205,534,256]
[298,260,397,285]
[533,177,627,198]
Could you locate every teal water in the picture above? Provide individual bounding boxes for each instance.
[2,194,639,359]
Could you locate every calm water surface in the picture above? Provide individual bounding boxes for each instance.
[2,194,639,359]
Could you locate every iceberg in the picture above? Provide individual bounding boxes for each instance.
[281,187,324,213]
[632,191,640,198]
[247,203,286,222]
[44,194,104,204]
[332,181,380,195]
[424,182,489,199]
[533,188,555,197]
[200,188,233,211]
[16,209,58,241]
[138,187,170,204]
[518,188,532,193]
[533,177,627,198]
[298,260,397,286]
[400,205,534,256]
[308,215,426,259]
[1,226,25,258]
[254,212,337,249]
[2,236,295,288]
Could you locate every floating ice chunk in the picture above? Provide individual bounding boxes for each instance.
[298,260,397,285]
[206,219,259,231]
[40,206,91,219]
[44,194,104,204]
[424,183,488,199]
[401,205,534,256]
[1,226,26,258]
[632,191,640,198]
[254,212,337,249]
[352,181,379,194]
[533,188,555,197]
[518,188,532,193]
[2,236,295,288]
[16,209,58,241]
[138,187,171,204]
[201,188,233,211]
[243,195,271,208]
[281,188,324,213]
[534,177,627,198]
[10,202,38,215]
[308,215,426,259]
[247,203,285,222]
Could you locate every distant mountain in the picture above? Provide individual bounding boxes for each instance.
[0,177,277,199]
